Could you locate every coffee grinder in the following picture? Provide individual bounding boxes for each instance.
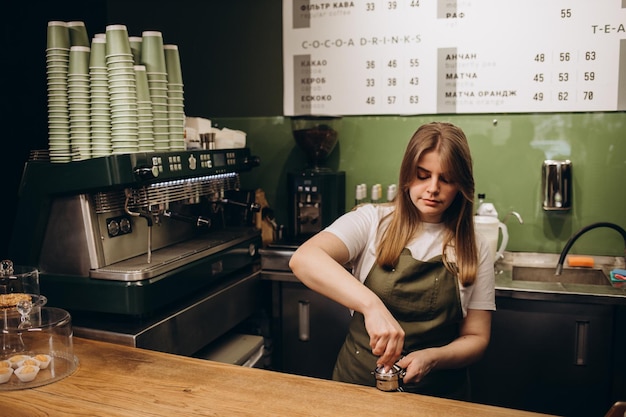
[288,116,345,241]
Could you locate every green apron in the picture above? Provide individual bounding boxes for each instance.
[332,248,469,400]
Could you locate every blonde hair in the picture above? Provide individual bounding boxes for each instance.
[376,122,478,286]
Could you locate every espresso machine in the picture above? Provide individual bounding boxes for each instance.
[8,148,267,356]
[287,117,345,241]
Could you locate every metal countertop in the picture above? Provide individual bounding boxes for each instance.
[260,247,626,305]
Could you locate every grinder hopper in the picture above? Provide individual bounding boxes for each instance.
[291,116,342,171]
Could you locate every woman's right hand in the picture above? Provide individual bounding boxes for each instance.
[289,231,405,369]
[363,305,405,371]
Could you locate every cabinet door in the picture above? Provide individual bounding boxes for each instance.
[279,281,352,379]
[470,298,614,417]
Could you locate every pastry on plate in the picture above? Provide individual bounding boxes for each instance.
[0,367,13,384]
[14,364,40,382]
[34,354,52,369]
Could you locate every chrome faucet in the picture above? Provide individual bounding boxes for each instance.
[503,211,524,225]
[555,222,626,275]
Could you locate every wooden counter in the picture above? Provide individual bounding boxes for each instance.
[0,338,555,417]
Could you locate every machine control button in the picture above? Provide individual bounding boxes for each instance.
[188,154,197,170]
[200,153,212,168]
[150,156,163,177]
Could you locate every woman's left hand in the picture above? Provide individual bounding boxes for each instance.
[395,309,492,383]
[395,349,436,384]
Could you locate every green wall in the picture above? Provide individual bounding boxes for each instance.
[217,113,626,257]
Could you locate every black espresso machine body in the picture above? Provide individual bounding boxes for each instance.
[8,148,262,318]
[287,169,345,241]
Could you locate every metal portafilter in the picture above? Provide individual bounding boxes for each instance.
[373,364,406,392]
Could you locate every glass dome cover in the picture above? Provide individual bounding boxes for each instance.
[1,261,78,390]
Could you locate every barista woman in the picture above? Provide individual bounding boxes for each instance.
[289,122,495,400]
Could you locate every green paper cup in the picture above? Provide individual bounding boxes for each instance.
[90,37,106,68]
[47,21,70,49]
[68,21,89,47]
[134,66,151,102]
[68,46,91,75]
[105,25,131,56]
[140,31,166,73]
[109,77,137,87]
[163,44,183,85]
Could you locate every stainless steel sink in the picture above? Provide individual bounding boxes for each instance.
[511,266,611,286]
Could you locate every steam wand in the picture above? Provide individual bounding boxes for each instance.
[124,189,154,264]
[220,198,261,212]
[163,210,211,227]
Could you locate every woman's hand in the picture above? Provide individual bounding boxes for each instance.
[396,309,492,383]
[363,306,405,371]
[396,349,436,383]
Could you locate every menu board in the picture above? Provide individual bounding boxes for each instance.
[283,0,626,115]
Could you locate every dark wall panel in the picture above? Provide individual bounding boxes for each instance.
[106,0,283,118]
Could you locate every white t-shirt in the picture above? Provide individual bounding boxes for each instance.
[325,204,496,317]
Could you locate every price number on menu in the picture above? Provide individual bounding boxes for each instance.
[532,50,599,105]
[363,56,422,110]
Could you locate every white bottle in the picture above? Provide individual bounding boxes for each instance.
[386,184,397,202]
[371,184,382,204]
[354,184,367,206]
[476,193,499,218]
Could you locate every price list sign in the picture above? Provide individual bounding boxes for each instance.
[283,0,626,115]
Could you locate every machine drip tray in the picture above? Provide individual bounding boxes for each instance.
[91,228,259,281]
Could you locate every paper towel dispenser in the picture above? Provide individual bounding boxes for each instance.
[542,160,572,211]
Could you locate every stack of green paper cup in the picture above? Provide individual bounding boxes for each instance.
[68,45,92,160]
[46,21,71,163]
[164,44,185,151]
[90,36,112,157]
[140,31,169,151]
[106,24,139,154]
[135,65,154,152]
